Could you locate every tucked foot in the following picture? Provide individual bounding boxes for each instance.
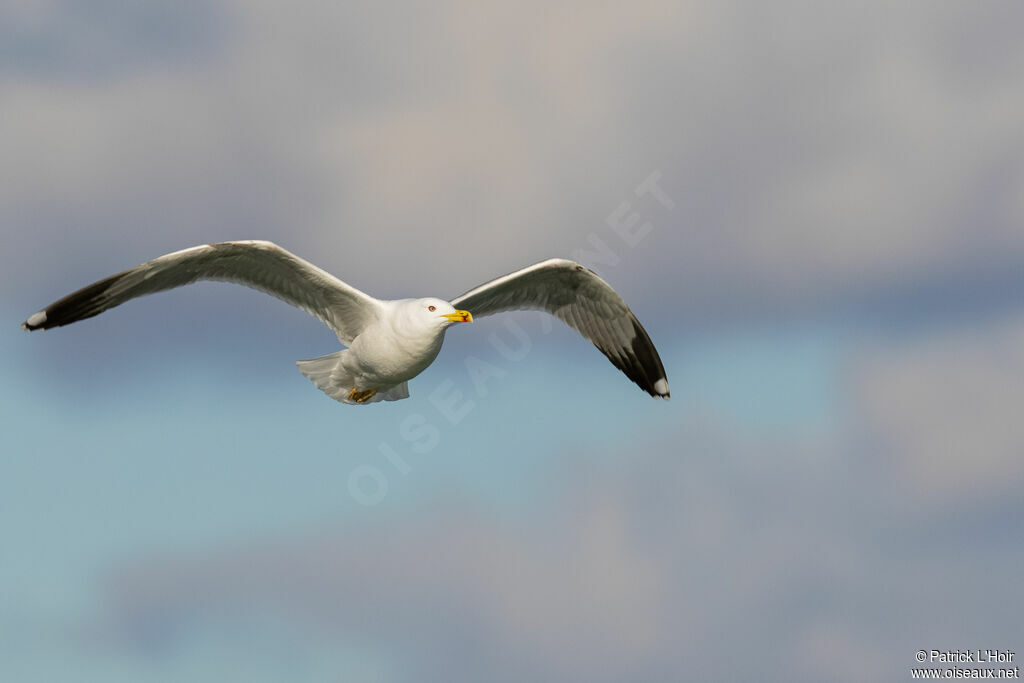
[346,388,378,403]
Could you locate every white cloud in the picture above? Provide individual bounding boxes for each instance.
[98,413,1024,681]
[7,0,1024,319]
[851,313,1024,507]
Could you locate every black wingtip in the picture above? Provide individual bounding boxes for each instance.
[626,317,669,399]
[589,312,670,400]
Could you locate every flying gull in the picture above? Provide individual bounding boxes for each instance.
[22,241,669,404]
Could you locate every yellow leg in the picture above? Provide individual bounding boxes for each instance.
[346,388,378,403]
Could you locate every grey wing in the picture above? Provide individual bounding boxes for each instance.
[21,240,381,344]
[450,258,669,399]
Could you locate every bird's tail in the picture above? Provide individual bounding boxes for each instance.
[296,351,409,405]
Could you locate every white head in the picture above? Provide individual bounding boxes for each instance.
[396,298,473,335]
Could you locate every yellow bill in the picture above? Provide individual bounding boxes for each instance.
[443,310,473,323]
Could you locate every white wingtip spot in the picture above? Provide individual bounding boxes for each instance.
[654,378,669,397]
[25,311,47,329]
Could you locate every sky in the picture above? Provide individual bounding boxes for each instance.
[2,1,1024,681]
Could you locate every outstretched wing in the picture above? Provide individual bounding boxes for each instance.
[450,258,669,399]
[21,240,380,343]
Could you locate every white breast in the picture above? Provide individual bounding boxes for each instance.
[345,310,446,386]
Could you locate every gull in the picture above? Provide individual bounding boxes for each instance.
[22,241,669,404]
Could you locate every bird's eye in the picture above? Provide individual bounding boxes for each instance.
[428,305,436,312]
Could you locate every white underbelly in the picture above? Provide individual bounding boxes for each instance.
[345,328,444,388]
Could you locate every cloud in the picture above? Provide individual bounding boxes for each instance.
[0,1,226,81]
[850,312,1024,510]
[6,0,1024,329]
[97,409,1024,682]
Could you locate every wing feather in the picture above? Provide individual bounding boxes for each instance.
[21,240,380,343]
[450,258,669,399]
